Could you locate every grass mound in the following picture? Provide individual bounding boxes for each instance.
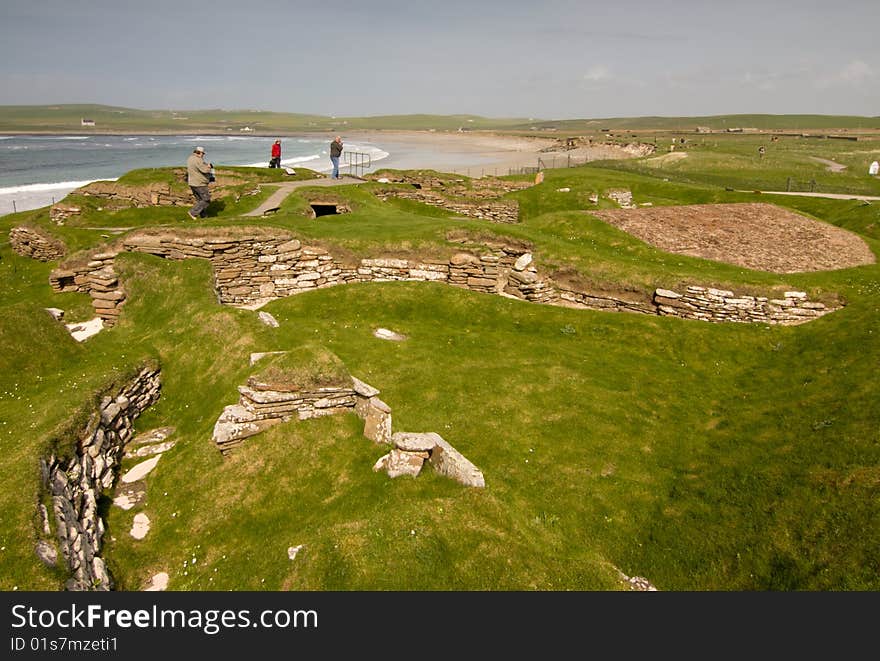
[248,344,352,391]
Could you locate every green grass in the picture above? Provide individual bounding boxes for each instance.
[1,129,878,591]
[3,104,878,135]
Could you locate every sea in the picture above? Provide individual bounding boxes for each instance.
[0,133,392,216]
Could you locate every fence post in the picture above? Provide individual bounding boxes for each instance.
[810,179,816,192]
[12,200,16,213]
[786,177,792,192]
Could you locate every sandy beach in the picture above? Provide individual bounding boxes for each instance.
[342,130,559,176]
[338,129,652,178]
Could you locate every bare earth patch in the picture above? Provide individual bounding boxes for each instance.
[591,202,876,273]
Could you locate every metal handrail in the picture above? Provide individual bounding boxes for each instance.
[344,151,371,178]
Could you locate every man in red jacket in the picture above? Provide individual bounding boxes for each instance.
[270,140,281,168]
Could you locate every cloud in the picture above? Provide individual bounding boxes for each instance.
[837,60,873,84]
[583,66,612,83]
[817,60,875,88]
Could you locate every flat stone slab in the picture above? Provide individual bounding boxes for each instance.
[144,572,169,591]
[131,426,175,445]
[351,376,380,398]
[125,440,175,458]
[120,455,161,484]
[374,327,407,341]
[112,489,145,511]
[258,311,280,327]
[66,317,104,342]
[381,448,426,478]
[130,513,151,540]
[430,443,485,488]
[392,431,444,452]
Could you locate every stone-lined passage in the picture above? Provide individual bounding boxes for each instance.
[38,365,162,590]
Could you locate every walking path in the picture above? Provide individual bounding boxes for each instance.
[809,156,847,173]
[737,190,880,202]
[243,176,365,217]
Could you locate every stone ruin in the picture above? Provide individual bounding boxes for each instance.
[49,203,83,225]
[9,226,67,261]
[49,250,126,326]
[47,227,838,328]
[78,181,195,208]
[74,169,260,211]
[368,171,532,224]
[212,353,485,488]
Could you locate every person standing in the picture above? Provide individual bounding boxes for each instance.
[186,146,213,220]
[270,140,281,168]
[329,135,343,179]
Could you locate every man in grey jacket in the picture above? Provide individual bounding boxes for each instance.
[186,146,214,219]
[329,136,343,179]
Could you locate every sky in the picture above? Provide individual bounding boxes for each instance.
[1,0,878,119]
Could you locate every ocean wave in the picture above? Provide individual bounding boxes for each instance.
[241,153,324,168]
[0,178,116,195]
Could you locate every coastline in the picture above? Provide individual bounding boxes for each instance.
[342,129,557,175]
[0,130,593,216]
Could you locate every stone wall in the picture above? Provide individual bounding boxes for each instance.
[9,226,66,261]
[653,286,832,324]
[49,203,83,226]
[213,365,484,487]
[49,251,126,326]
[374,187,520,223]
[49,229,839,326]
[78,181,194,208]
[38,365,162,591]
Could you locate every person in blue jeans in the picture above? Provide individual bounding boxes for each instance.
[186,146,213,220]
[329,135,343,179]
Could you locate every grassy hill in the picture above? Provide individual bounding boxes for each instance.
[0,104,530,134]
[2,104,878,135]
[0,132,878,591]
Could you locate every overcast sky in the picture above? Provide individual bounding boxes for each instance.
[1,0,878,119]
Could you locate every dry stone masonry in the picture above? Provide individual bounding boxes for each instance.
[9,226,66,261]
[213,359,484,487]
[369,172,531,224]
[49,203,83,225]
[79,181,194,208]
[38,365,162,591]
[49,228,839,326]
[374,432,485,487]
[50,251,126,326]
[653,286,831,324]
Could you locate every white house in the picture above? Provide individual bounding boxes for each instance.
[81,118,95,127]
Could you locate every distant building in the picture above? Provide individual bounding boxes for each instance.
[81,118,95,126]
[240,126,254,132]
[695,126,711,133]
